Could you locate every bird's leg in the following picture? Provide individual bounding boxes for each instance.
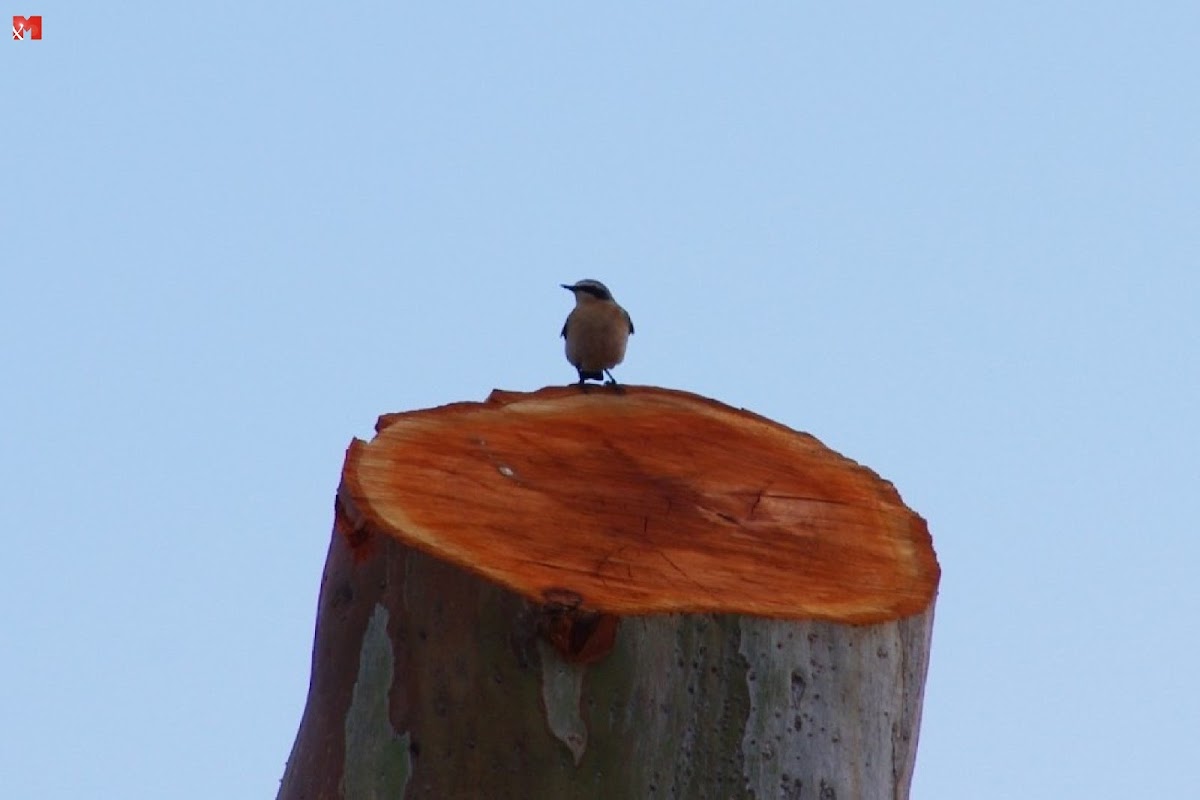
[603,370,624,392]
[575,370,592,392]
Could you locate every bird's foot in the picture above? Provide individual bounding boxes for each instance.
[574,370,603,391]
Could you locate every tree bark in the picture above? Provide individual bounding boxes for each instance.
[278,386,939,800]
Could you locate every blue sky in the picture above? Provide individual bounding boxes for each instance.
[4,3,1198,797]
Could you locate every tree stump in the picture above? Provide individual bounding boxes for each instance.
[278,386,939,800]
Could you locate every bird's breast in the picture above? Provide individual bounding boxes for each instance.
[564,305,630,370]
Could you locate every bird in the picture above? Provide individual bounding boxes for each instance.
[560,279,634,386]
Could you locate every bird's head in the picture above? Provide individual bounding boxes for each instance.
[561,279,614,303]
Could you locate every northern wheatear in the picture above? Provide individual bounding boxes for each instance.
[560,279,634,385]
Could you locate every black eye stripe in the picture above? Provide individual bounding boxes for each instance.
[577,285,611,300]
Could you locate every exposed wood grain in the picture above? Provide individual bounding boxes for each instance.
[338,385,938,623]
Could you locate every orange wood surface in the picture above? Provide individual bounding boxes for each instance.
[338,386,939,623]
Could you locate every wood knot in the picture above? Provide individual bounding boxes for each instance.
[536,588,619,665]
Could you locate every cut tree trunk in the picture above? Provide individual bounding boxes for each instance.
[278,386,939,800]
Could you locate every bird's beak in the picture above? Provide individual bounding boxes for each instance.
[560,284,575,291]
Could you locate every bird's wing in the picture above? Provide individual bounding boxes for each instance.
[560,319,569,338]
[625,310,635,335]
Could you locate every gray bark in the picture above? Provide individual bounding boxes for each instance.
[278,532,934,800]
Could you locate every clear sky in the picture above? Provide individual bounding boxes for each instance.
[4,3,1198,798]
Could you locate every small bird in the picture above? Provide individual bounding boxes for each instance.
[560,279,634,385]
